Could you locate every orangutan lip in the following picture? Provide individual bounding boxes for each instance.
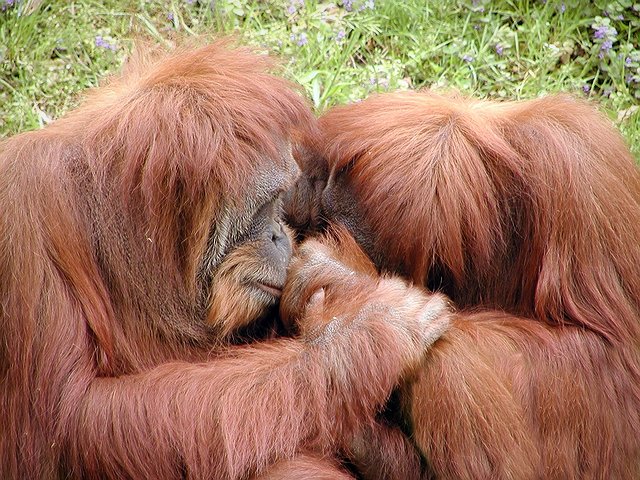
[255,282,283,298]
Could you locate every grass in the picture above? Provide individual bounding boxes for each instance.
[1,0,639,158]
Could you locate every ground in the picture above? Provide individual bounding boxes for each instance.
[1,0,639,158]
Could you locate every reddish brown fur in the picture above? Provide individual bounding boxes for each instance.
[251,453,354,479]
[0,44,451,479]
[314,91,640,479]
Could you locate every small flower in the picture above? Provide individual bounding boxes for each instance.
[625,57,632,67]
[360,0,374,10]
[582,84,590,93]
[296,32,308,47]
[342,0,353,12]
[167,12,174,21]
[287,0,304,15]
[336,30,346,43]
[593,26,607,39]
[599,39,613,58]
[560,3,565,13]
[603,87,613,97]
[95,36,117,51]
[462,54,474,63]
[592,21,618,59]
[495,44,504,55]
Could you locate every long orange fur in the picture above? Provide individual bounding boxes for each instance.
[312,91,640,479]
[0,43,451,479]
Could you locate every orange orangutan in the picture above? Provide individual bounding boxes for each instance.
[286,91,640,479]
[0,43,453,479]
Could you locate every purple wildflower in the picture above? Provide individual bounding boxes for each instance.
[296,32,308,47]
[593,26,607,39]
[626,57,632,67]
[336,30,346,43]
[603,87,613,97]
[560,3,565,13]
[359,0,374,10]
[1,0,15,10]
[592,23,618,59]
[287,0,304,15]
[95,36,117,51]
[185,0,195,4]
[495,44,504,55]
[462,54,474,63]
[599,39,613,58]
[582,84,590,93]
[342,0,353,12]
[167,12,174,21]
